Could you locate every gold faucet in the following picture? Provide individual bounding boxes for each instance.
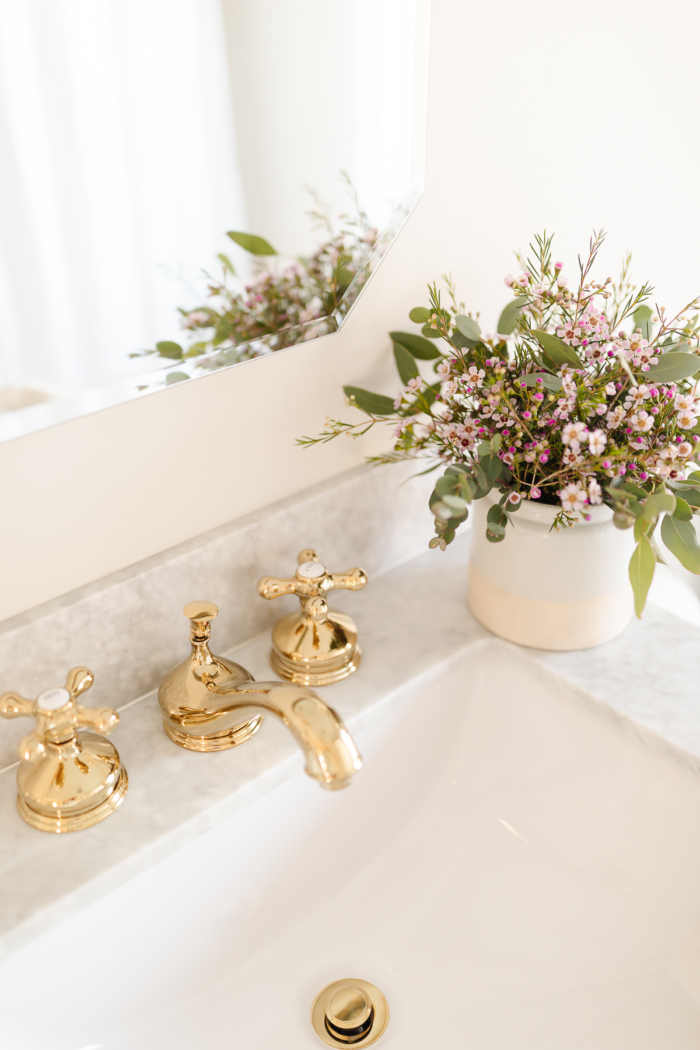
[0,668,128,833]
[257,549,368,685]
[158,602,362,789]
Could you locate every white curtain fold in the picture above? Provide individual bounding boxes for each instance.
[0,0,246,391]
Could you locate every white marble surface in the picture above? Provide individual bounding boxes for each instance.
[1,531,700,961]
[0,461,435,771]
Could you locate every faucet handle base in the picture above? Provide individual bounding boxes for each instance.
[269,609,362,686]
[163,713,264,752]
[270,645,362,687]
[16,734,128,833]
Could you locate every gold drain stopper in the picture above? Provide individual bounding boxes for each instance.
[311,979,389,1047]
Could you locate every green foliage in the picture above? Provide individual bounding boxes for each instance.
[645,352,700,383]
[217,253,236,275]
[409,307,431,323]
[673,497,693,521]
[389,331,442,359]
[393,344,419,385]
[155,341,185,360]
[660,514,700,573]
[520,372,562,393]
[343,386,396,416]
[455,315,481,343]
[226,231,277,255]
[164,371,189,384]
[532,330,584,369]
[497,295,528,335]
[633,304,653,340]
[629,534,655,618]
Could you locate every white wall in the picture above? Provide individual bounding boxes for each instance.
[221,0,423,256]
[0,0,699,621]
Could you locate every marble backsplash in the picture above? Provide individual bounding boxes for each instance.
[0,462,435,770]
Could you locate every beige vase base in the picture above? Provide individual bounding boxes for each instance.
[468,563,633,651]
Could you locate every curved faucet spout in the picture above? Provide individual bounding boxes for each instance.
[200,674,362,790]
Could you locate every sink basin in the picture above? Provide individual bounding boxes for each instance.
[2,639,700,1049]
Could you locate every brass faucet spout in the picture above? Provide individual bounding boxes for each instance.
[201,674,362,790]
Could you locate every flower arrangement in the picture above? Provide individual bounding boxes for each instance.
[133,180,378,376]
[302,232,700,617]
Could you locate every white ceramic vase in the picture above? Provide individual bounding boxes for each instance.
[468,492,636,651]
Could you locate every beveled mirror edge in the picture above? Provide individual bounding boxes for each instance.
[0,192,424,448]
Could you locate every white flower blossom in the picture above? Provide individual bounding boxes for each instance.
[677,410,698,430]
[588,479,603,504]
[561,421,588,449]
[559,483,586,512]
[588,429,607,455]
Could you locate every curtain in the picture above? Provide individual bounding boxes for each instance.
[0,0,246,393]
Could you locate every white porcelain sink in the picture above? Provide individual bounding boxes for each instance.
[3,640,700,1049]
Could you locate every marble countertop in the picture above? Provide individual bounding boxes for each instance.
[1,534,699,960]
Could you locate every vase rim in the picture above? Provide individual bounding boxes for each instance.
[483,489,613,527]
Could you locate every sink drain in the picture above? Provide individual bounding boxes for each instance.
[311,978,389,1047]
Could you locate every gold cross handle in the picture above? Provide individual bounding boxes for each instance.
[0,667,128,833]
[257,549,368,624]
[0,667,119,759]
[256,551,368,686]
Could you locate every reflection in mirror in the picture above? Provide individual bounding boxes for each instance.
[0,0,429,441]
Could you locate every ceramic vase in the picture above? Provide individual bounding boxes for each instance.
[468,492,636,651]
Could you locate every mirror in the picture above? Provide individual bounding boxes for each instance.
[0,0,429,441]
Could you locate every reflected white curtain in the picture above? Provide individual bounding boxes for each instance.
[0,0,245,392]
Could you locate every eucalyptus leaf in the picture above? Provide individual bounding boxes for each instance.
[450,330,474,350]
[429,499,452,520]
[421,325,442,339]
[673,497,693,521]
[522,372,562,393]
[213,318,233,346]
[441,494,469,513]
[645,351,700,383]
[486,523,506,543]
[496,295,528,335]
[633,517,649,542]
[155,341,185,360]
[633,304,653,341]
[217,252,236,275]
[435,475,459,497]
[455,315,481,341]
[629,534,655,618]
[660,514,700,573]
[642,492,676,523]
[390,331,442,359]
[343,386,396,416]
[618,482,649,501]
[393,343,419,385]
[226,231,276,255]
[417,382,441,410]
[487,504,509,527]
[164,371,190,385]
[479,454,503,489]
[532,330,584,369]
[409,307,431,323]
[682,489,700,510]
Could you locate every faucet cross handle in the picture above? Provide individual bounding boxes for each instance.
[257,550,368,686]
[0,667,119,755]
[257,549,367,621]
[0,668,128,833]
